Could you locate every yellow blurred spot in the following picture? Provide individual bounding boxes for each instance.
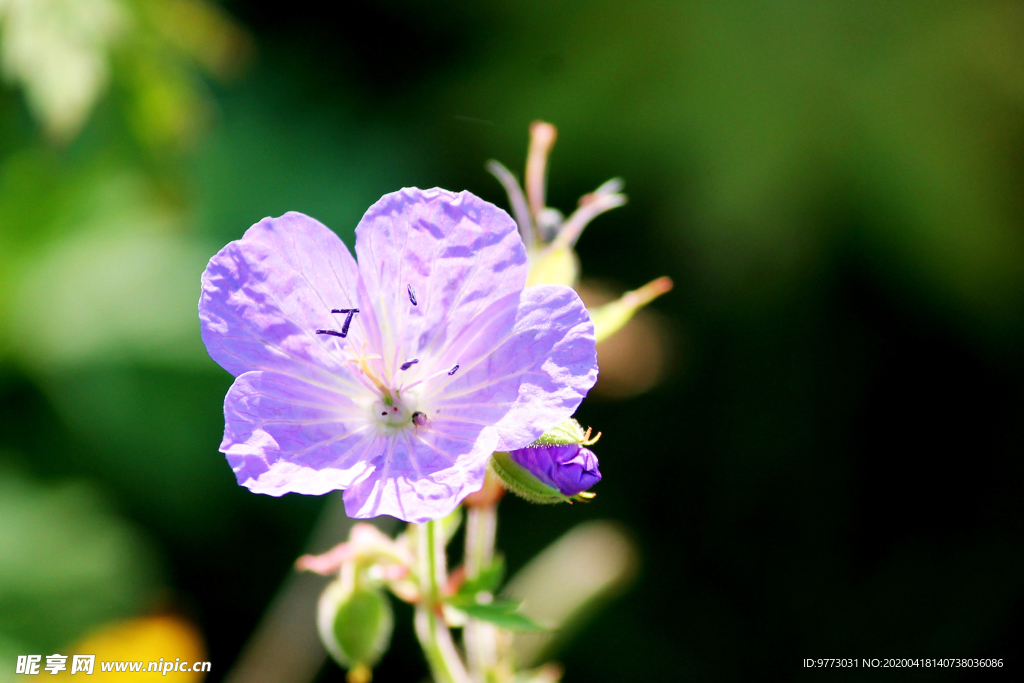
[52,615,207,680]
[347,664,372,683]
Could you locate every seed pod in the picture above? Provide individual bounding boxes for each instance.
[317,566,393,683]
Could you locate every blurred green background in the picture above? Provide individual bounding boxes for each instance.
[2,0,1023,680]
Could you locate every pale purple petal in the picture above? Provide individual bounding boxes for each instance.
[341,425,498,523]
[199,212,365,392]
[222,370,374,495]
[428,284,598,451]
[353,188,528,379]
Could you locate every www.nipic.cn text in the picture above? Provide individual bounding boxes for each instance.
[16,654,212,676]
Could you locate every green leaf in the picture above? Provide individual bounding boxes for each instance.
[0,0,125,141]
[458,555,506,597]
[448,597,547,633]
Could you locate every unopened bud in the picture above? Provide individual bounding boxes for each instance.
[491,419,602,504]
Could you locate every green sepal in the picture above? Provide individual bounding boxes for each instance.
[317,576,393,672]
[490,451,571,505]
[447,596,547,632]
[532,417,588,446]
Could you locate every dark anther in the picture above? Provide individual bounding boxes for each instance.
[381,412,387,416]
[400,359,420,371]
[448,363,459,376]
[412,411,427,426]
[340,313,355,337]
[320,308,360,339]
[408,285,417,306]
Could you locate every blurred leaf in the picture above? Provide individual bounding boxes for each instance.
[457,555,505,597]
[448,598,546,633]
[4,168,212,368]
[136,0,252,80]
[0,0,125,142]
[0,463,160,654]
[118,48,208,150]
[114,0,252,150]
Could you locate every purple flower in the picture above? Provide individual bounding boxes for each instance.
[199,188,598,523]
[508,443,602,497]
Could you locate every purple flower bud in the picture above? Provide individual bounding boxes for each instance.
[508,443,601,497]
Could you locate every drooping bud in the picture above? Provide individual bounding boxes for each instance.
[490,418,602,504]
[317,565,394,683]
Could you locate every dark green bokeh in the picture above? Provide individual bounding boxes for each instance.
[1,1,1022,680]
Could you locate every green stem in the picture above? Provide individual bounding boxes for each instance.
[464,504,498,682]
[415,520,471,683]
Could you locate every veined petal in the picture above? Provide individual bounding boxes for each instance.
[199,212,365,391]
[429,284,598,451]
[222,371,375,496]
[341,425,498,523]
[353,188,528,379]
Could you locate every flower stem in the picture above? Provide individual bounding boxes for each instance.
[415,520,471,683]
[464,504,498,681]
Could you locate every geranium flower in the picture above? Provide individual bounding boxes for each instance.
[199,188,598,523]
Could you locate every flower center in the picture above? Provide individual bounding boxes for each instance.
[318,289,462,432]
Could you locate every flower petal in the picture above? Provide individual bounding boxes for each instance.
[430,284,598,451]
[341,424,498,523]
[353,188,528,378]
[200,212,365,391]
[222,370,375,495]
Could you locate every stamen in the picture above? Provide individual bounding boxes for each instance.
[319,309,360,339]
[344,345,391,402]
[412,411,427,426]
[399,362,461,392]
[400,359,419,371]
[407,285,417,306]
